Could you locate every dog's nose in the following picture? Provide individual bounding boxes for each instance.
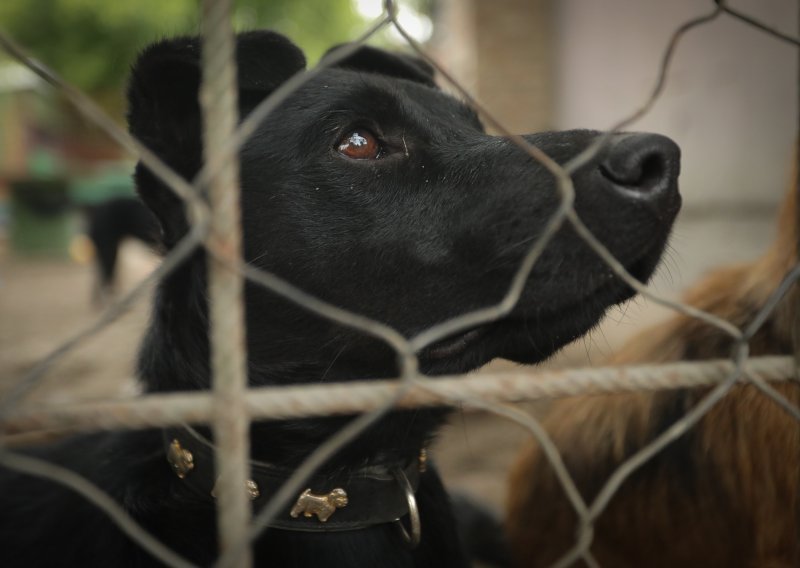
[600,133,680,200]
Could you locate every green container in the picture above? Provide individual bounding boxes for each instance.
[70,166,137,205]
[9,178,75,257]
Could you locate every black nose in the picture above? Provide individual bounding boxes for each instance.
[600,133,680,199]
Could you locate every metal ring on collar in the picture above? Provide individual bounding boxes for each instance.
[393,466,421,548]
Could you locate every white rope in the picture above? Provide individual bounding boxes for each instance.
[2,356,794,438]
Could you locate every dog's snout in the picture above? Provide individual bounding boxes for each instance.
[600,133,680,199]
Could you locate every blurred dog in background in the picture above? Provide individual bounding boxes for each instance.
[84,196,159,304]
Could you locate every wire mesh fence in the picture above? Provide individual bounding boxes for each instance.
[0,1,798,567]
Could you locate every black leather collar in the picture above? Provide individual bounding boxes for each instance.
[163,427,423,533]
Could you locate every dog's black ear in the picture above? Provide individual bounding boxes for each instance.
[322,44,436,88]
[127,31,306,247]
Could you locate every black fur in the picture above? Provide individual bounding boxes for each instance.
[0,31,681,567]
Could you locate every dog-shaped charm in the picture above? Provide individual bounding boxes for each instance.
[290,487,349,522]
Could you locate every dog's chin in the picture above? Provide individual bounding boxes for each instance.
[417,305,613,376]
[418,246,666,375]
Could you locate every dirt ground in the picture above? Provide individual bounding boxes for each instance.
[0,207,778,517]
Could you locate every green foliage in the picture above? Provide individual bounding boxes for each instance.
[235,0,363,64]
[0,0,364,94]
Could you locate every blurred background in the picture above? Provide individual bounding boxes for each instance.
[0,0,797,515]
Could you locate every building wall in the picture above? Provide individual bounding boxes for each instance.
[474,0,553,133]
[432,0,554,133]
[554,0,798,210]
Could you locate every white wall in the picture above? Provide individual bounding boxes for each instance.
[554,0,797,209]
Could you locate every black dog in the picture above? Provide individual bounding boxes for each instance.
[0,31,681,567]
[85,196,160,304]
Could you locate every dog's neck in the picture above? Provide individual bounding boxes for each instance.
[245,408,446,470]
[139,273,449,468]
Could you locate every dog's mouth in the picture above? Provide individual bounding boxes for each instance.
[419,242,666,366]
[423,327,487,360]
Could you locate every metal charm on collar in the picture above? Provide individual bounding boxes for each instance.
[393,467,421,548]
[290,488,349,522]
[166,439,194,479]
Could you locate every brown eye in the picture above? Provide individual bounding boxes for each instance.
[337,130,381,160]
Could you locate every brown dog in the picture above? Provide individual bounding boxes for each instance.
[507,169,800,568]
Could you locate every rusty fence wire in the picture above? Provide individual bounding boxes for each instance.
[0,1,799,567]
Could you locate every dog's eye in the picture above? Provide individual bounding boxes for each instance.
[337,130,381,160]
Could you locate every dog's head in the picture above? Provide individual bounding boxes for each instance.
[129,31,680,390]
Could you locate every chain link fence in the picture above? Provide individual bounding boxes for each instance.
[0,1,798,567]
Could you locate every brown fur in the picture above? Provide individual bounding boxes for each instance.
[507,172,800,567]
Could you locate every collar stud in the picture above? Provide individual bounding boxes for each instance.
[167,438,195,479]
[211,478,261,501]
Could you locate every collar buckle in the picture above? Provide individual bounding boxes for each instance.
[393,466,421,548]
